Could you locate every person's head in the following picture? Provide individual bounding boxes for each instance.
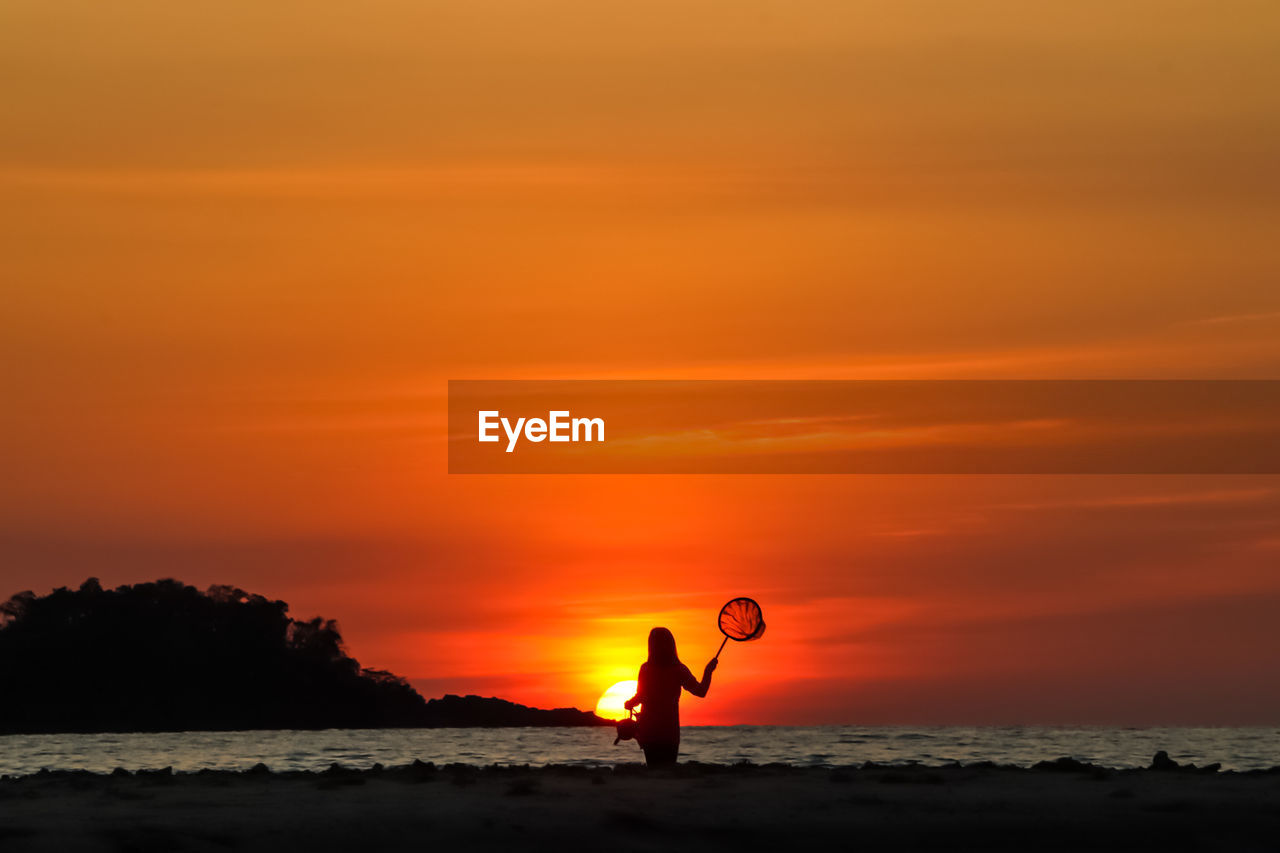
[646,627,680,666]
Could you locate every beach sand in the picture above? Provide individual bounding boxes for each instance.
[2,760,1278,852]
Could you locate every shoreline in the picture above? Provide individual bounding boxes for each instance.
[3,759,1278,852]
[4,750,1275,780]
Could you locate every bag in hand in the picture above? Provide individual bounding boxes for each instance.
[614,709,640,745]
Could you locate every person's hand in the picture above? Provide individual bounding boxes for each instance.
[705,658,718,674]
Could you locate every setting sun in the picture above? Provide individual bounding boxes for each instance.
[594,680,638,721]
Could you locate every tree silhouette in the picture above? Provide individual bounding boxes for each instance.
[0,578,428,733]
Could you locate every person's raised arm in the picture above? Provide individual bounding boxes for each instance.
[683,659,717,698]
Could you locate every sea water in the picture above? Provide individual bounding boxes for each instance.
[1,726,1277,776]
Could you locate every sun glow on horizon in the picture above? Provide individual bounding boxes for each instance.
[594,680,638,721]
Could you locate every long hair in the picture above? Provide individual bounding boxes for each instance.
[646,626,680,667]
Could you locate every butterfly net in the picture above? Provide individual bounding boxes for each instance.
[718,597,766,642]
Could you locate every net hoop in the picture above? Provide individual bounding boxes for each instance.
[717,597,766,643]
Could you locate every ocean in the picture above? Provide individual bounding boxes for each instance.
[1,726,1276,776]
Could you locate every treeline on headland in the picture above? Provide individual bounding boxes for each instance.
[0,579,609,735]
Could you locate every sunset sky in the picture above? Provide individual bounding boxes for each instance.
[4,1,1280,724]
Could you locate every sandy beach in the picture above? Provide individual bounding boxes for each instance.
[3,759,1278,852]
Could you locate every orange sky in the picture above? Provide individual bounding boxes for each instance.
[3,1,1280,724]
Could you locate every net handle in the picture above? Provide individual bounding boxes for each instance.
[713,634,729,661]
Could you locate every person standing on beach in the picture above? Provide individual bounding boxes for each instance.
[623,627,717,767]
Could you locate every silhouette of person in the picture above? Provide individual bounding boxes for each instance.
[623,626,716,767]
